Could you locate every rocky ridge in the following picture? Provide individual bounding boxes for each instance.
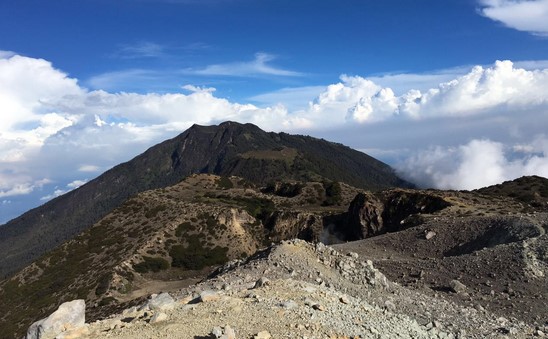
[29,240,542,338]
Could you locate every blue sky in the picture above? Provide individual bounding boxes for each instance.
[2,0,547,98]
[1,0,548,223]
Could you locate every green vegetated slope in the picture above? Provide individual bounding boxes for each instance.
[0,121,410,279]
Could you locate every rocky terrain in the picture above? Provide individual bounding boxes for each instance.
[2,175,547,338]
[27,239,546,338]
[0,174,366,337]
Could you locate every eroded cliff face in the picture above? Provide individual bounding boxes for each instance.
[346,192,384,239]
[340,190,451,241]
[262,211,325,243]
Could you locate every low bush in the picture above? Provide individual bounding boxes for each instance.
[133,256,169,273]
[170,235,228,270]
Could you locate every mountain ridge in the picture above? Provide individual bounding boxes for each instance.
[0,121,409,278]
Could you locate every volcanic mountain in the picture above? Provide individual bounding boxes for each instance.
[0,121,409,278]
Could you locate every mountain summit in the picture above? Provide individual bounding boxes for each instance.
[0,122,409,278]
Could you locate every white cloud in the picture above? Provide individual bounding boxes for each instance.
[87,69,163,91]
[186,52,303,77]
[248,86,325,111]
[67,179,87,189]
[78,165,101,172]
[0,50,16,59]
[113,41,165,59]
[40,179,88,201]
[398,138,548,190]
[182,84,216,93]
[0,177,50,199]
[479,0,548,36]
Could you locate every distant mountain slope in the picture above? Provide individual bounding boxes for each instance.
[0,121,410,278]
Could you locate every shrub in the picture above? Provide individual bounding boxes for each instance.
[144,204,167,219]
[95,274,111,296]
[176,222,192,237]
[133,256,170,273]
[216,176,234,189]
[322,181,342,206]
[170,235,228,270]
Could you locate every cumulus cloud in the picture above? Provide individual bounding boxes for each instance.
[302,60,548,126]
[398,137,548,190]
[186,52,303,77]
[479,0,548,36]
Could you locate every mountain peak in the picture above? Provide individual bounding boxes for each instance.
[0,122,410,279]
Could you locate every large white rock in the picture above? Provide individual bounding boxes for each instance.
[26,299,85,339]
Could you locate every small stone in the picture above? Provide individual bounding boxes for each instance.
[425,231,436,240]
[179,295,194,305]
[384,300,396,312]
[281,300,298,309]
[211,326,223,338]
[149,312,168,323]
[449,280,467,294]
[312,304,325,311]
[339,295,350,304]
[200,290,220,303]
[348,252,359,259]
[254,277,271,288]
[254,330,272,339]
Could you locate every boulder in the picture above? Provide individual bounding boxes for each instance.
[26,299,85,339]
[141,292,176,311]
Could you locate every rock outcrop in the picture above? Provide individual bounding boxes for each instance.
[346,192,384,239]
[26,300,86,339]
[343,190,451,240]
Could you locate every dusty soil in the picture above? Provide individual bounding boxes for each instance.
[334,213,548,328]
